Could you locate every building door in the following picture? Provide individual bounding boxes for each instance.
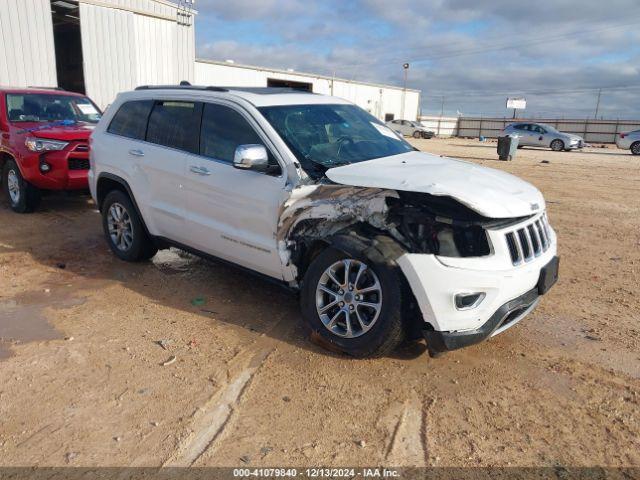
[267,78,313,92]
[51,0,86,93]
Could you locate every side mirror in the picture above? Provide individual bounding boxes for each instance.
[233,144,269,172]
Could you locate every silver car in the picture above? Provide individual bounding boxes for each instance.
[387,119,434,139]
[502,123,584,152]
[615,130,640,155]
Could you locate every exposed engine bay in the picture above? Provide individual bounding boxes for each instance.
[277,184,530,283]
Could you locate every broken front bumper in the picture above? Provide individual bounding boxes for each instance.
[396,221,558,352]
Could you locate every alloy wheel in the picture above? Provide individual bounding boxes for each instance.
[7,169,20,205]
[107,202,134,251]
[315,259,382,338]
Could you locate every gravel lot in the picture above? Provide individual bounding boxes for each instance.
[0,138,638,467]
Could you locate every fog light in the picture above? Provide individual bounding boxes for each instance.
[455,292,486,310]
[39,162,51,173]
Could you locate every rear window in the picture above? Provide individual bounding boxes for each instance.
[146,101,201,154]
[107,100,153,140]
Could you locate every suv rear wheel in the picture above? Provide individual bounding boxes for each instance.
[300,245,404,357]
[101,190,157,262]
[2,159,41,213]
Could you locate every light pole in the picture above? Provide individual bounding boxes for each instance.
[401,63,409,119]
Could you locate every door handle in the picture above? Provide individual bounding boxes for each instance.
[129,149,145,157]
[190,165,211,176]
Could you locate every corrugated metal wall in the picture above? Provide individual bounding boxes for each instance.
[0,0,57,88]
[80,3,137,108]
[80,0,195,108]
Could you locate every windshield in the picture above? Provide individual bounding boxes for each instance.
[258,104,414,178]
[6,93,102,124]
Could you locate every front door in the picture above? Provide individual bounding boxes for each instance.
[184,102,287,280]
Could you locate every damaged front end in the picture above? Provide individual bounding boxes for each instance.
[277,184,528,284]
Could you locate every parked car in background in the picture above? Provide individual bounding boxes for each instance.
[615,130,640,155]
[0,87,101,212]
[502,122,584,152]
[90,85,558,359]
[387,119,434,139]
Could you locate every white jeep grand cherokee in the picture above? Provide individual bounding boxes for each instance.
[89,85,559,358]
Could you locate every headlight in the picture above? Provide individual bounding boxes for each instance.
[25,137,68,152]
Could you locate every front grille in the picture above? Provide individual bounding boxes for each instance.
[505,213,552,265]
[69,158,90,170]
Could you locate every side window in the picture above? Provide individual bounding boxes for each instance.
[146,100,202,154]
[200,103,281,175]
[107,100,153,140]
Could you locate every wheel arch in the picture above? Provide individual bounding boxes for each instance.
[299,228,424,341]
[96,173,153,239]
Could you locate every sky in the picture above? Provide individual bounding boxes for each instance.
[189,0,640,119]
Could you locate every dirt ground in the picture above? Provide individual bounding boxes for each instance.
[0,138,639,468]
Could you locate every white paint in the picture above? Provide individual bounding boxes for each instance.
[0,0,58,88]
[507,97,527,110]
[194,59,421,121]
[326,150,545,218]
[397,214,556,332]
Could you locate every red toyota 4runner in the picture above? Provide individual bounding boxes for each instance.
[0,88,101,213]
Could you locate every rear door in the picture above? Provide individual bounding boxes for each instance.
[183,101,288,279]
[138,99,202,243]
[104,99,200,242]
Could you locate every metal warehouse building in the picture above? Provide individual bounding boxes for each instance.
[0,0,420,120]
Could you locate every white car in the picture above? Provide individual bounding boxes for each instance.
[89,85,559,358]
[615,130,640,155]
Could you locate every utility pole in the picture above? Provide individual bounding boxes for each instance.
[594,88,602,119]
[401,63,409,119]
[440,96,445,117]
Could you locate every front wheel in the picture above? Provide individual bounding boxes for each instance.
[631,142,640,155]
[300,246,405,358]
[550,139,565,152]
[2,159,41,213]
[101,190,157,262]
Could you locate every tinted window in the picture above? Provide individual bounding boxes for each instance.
[146,101,201,154]
[200,103,280,173]
[108,100,153,140]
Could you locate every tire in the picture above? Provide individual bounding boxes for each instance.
[631,142,640,156]
[2,159,41,213]
[101,190,157,262]
[413,130,422,139]
[300,244,405,358]
[550,139,565,152]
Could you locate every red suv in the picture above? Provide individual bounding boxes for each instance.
[0,88,101,213]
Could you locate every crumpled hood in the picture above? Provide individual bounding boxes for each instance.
[325,151,545,218]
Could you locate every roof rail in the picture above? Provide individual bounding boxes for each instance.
[134,84,229,92]
[28,86,66,91]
